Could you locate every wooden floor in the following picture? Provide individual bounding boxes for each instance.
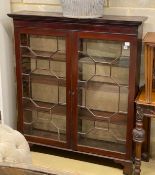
[31,151,155,175]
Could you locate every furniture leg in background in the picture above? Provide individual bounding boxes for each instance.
[133,105,145,175]
[133,88,155,175]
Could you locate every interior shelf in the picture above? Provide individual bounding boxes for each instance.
[78,79,128,89]
[23,98,66,115]
[21,45,129,68]
[79,54,129,68]
[24,128,66,142]
[78,107,127,125]
[22,72,128,88]
[22,73,66,86]
[78,137,126,153]
[21,46,66,62]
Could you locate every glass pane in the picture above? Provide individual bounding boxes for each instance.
[20,34,67,142]
[78,39,130,153]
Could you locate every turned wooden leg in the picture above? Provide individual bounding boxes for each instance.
[133,105,145,175]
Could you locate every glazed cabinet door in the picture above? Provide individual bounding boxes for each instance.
[15,29,71,148]
[72,32,136,159]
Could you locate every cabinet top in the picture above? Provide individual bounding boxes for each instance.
[8,11,147,26]
[135,87,155,107]
[143,32,155,44]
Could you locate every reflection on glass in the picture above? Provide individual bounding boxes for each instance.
[20,34,67,142]
[78,39,130,153]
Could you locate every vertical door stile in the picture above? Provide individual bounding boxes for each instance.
[66,32,72,148]
[71,31,79,150]
[14,28,24,132]
[75,32,131,159]
[126,38,138,159]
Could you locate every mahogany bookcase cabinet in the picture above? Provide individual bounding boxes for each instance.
[8,11,146,175]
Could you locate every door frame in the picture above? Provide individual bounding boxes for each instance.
[71,31,138,160]
[14,27,72,149]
